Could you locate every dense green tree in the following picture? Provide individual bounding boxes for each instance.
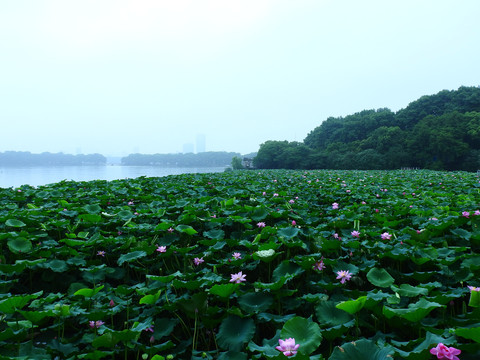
[231,156,244,170]
[253,141,290,169]
[254,86,480,171]
[0,151,106,166]
[121,152,240,167]
[396,86,480,130]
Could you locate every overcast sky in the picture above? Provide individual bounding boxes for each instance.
[1,0,479,157]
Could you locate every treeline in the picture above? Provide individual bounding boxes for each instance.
[0,151,106,166]
[121,151,241,167]
[254,86,480,171]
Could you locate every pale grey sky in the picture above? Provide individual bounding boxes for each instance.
[1,0,479,156]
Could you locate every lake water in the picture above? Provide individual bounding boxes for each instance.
[0,166,227,188]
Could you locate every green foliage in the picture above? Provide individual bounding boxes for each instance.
[0,169,479,358]
[0,151,106,166]
[256,86,480,171]
[231,156,244,170]
[121,151,240,167]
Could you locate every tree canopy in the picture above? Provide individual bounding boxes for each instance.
[121,151,240,167]
[254,86,480,171]
[0,151,106,166]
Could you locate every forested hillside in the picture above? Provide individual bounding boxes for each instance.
[254,86,480,171]
[0,151,106,166]
[121,151,240,167]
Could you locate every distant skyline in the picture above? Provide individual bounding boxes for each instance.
[1,0,479,156]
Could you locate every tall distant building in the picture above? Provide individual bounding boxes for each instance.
[196,134,206,153]
[183,143,194,153]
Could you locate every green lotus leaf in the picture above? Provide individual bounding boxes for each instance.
[251,206,268,221]
[92,329,140,348]
[7,237,32,254]
[48,339,78,357]
[336,296,367,315]
[280,316,322,355]
[272,261,303,282]
[139,290,162,305]
[203,229,225,240]
[0,292,43,314]
[154,318,178,339]
[0,328,14,341]
[146,271,183,283]
[176,224,198,235]
[278,227,300,240]
[7,320,33,331]
[315,301,353,327]
[60,238,85,246]
[78,214,102,223]
[390,284,429,297]
[74,285,104,298]
[238,292,273,313]
[253,249,276,262]
[383,298,443,322]
[209,283,238,298]
[117,251,147,266]
[247,330,282,358]
[84,204,102,214]
[451,228,471,240]
[455,326,480,342]
[469,290,480,308]
[217,351,248,360]
[254,277,287,291]
[329,339,394,360]
[117,210,134,220]
[5,219,26,227]
[44,259,68,273]
[217,315,255,351]
[177,292,207,319]
[366,267,394,288]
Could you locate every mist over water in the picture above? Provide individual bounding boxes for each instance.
[0,166,226,188]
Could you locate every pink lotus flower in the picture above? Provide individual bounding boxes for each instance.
[276,338,300,357]
[232,252,242,260]
[193,257,204,266]
[313,260,325,271]
[109,299,115,307]
[97,251,105,257]
[468,285,480,292]
[167,227,174,233]
[475,210,480,216]
[89,320,105,328]
[429,343,461,360]
[257,222,266,228]
[273,193,279,197]
[462,211,470,218]
[336,270,352,284]
[351,230,360,238]
[229,271,247,284]
[291,220,296,226]
[289,199,295,204]
[381,232,392,240]
[332,202,339,210]
[156,245,167,253]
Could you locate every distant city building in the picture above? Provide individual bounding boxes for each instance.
[183,143,194,153]
[196,134,206,153]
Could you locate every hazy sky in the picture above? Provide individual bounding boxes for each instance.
[1,1,479,156]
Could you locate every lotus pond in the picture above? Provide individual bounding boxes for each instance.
[1,170,479,359]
